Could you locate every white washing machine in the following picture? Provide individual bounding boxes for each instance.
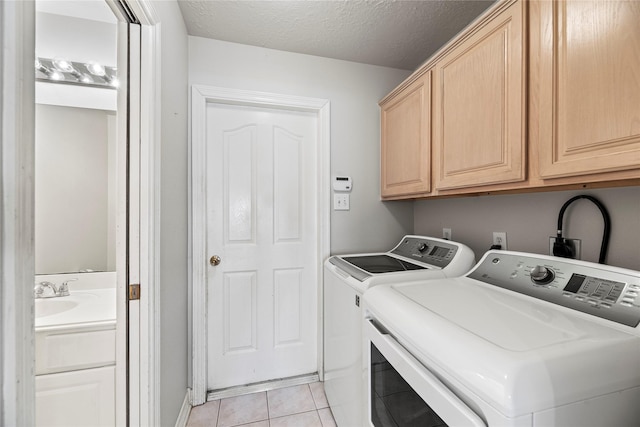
[323,235,475,427]
[363,250,640,426]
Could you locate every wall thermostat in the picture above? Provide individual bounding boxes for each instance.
[333,176,352,192]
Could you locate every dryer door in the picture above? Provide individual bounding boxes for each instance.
[365,319,486,427]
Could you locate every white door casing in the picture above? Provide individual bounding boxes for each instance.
[1,1,160,425]
[110,1,162,424]
[1,1,36,425]
[191,86,330,405]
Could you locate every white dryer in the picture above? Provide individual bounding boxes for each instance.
[323,235,475,427]
[363,250,640,426]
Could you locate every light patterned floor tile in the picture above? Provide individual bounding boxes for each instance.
[217,392,269,427]
[234,421,269,427]
[267,384,316,418]
[187,400,220,427]
[187,382,337,427]
[270,410,323,427]
[318,408,337,427]
[309,382,329,409]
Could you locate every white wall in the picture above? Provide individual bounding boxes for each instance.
[35,11,116,64]
[414,186,640,270]
[189,37,414,254]
[153,1,190,424]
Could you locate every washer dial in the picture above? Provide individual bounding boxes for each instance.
[531,265,555,285]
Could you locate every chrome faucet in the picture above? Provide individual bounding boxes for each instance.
[58,278,77,296]
[34,278,77,298]
[34,281,59,298]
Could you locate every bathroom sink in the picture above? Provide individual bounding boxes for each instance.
[35,299,79,318]
[35,289,115,328]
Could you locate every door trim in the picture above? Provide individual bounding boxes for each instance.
[1,1,36,425]
[190,85,331,405]
[116,1,161,425]
[0,0,160,425]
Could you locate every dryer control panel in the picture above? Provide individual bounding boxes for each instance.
[468,251,640,327]
[390,236,459,268]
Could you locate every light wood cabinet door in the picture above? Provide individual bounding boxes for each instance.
[433,0,526,191]
[380,72,431,198]
[535,0,640,179]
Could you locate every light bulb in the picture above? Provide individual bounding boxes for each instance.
[52,57,74,73]
[35,58,49,74]
[49,70,64,81]
[80,74,94,84]
[86,61,106,77]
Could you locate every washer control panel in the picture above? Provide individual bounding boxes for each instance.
[468,251,640,327]
[391,236,458,268]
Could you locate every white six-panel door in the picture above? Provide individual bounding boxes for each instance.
[205,103,319,390]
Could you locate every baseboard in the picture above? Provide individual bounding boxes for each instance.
[174,388,192,427]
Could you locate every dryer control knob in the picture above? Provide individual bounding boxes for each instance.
[531,265,555,284]
[418,243,428,252]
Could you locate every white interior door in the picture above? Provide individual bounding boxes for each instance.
[206,103,319,390]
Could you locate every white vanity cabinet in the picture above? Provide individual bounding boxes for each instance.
[35,323,116,427]
[36,365,115,427]
[34,286,116,427]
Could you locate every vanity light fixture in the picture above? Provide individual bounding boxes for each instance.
[35,58,64,81]
[36,56,118,90]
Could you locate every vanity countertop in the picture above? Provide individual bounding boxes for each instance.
[35,288,116,330]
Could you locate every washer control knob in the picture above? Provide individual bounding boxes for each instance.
[418,243,428,253]
[531,265,555,284]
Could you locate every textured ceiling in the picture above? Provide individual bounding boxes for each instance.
[178,0,496,71]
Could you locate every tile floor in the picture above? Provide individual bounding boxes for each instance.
[187,382,336,427]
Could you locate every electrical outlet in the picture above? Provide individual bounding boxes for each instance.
[549,237,581,259]
[443,228,452,240]
[492,232,507,250]
[334,194,350,211]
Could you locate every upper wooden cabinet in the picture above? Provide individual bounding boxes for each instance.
[433,0,526,190]
[533,0,640,179]
[380,72,431,198]
[379,0,640,200]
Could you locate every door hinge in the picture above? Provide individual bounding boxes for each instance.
[129,284,141,300]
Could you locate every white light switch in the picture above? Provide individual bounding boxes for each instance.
[334,194,350,211]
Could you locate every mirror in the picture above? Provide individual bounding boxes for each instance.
[35,105,116,274]
[35,2,117,275]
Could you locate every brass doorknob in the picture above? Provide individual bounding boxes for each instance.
[210,255,221,266]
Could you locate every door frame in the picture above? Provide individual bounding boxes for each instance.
[0,0,161,425]
[1,1,36,424]
[190,85,331,405]
[110,1,162,425]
